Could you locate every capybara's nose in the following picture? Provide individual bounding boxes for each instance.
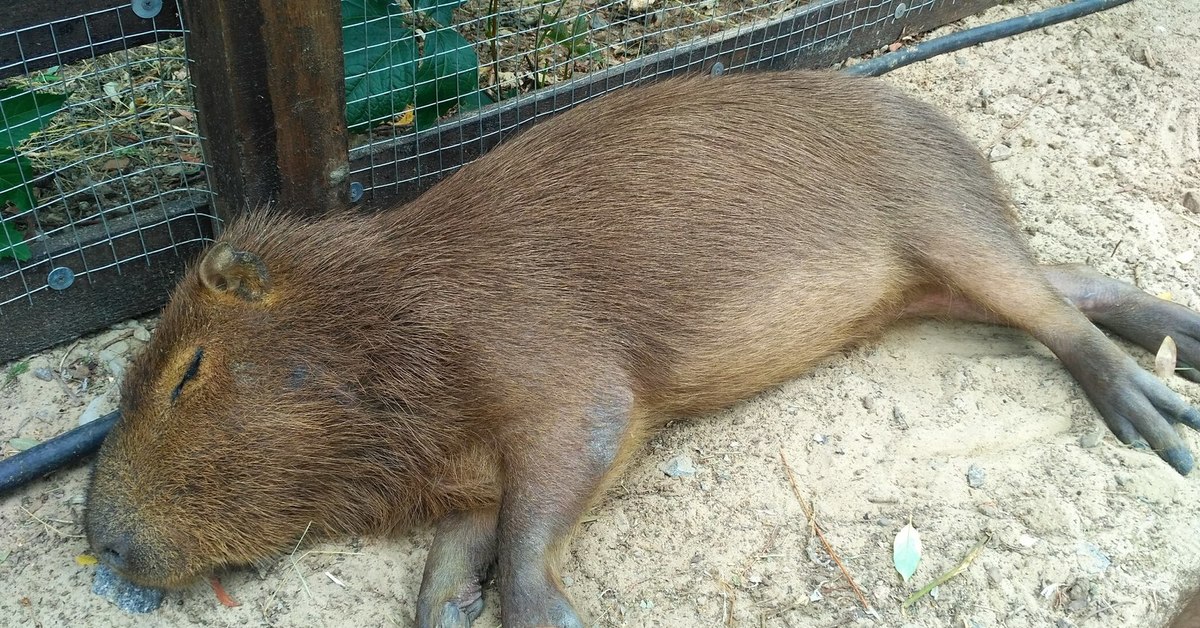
[94,530,134,571]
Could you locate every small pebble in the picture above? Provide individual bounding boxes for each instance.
[986,566,1003,586]
[131,325,151,343]
[812,433,827,445]
[989,144,1013,162]
[33,367,54,381]
[1183,190,1200,214]
[966,464,986,489]
[93,564,165,613]
[1075,542,1111,575]
[861,396,877,412]
[660,455,696,478]
[1079,431,1104,448]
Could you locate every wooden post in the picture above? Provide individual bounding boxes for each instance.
[180,0,350,223]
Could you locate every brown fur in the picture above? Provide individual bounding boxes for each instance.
[85,70,1200,626]
[1173,587,1200,628]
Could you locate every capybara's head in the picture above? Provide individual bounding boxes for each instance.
[84,225,427,588]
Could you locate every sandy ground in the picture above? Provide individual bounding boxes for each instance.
[3,0,1200,626]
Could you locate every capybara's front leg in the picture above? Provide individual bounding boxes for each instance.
[495,385,636,628]
[417,508,498,628]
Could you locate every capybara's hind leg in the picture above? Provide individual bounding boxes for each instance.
[904,263,1200,383]
[1041,263,1200,383]
[417,508,498,628]
[917,250,1200,474]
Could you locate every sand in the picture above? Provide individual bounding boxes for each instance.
[2,0,1199,626]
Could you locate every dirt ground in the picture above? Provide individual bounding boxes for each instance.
[3,0,1200,626]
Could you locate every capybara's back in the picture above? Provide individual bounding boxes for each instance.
[85,70,1200,628]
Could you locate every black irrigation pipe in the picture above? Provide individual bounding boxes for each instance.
[0,0,1136,499]
[844,0,1136,77]
[1,410,118,496]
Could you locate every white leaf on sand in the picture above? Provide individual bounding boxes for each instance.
[893,523,922,583]
[1155,336,1178,380]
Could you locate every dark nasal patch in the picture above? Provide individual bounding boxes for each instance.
[286,365,310,390]
[171,348,204,402]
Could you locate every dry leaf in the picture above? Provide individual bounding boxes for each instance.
[101,157,131,172]
[75,554,98,566]
[392,107,415,127]
[102,82,122,105]
[1155,336,1178,379]
[1157,291,1174,301]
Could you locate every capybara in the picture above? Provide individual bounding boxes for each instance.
[85,70,1200,627]
[1173,587,1200,628]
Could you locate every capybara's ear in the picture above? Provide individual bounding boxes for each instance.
[198,242,271,301]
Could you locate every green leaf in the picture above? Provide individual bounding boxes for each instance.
[457,89,494,113]
[342,14,418,132]
[0,148,36,211]
[413,0,467,26]
[341,0,400,24]
[413,28,479,131]
[0,87,70,149]
[0,220,30,262]
[893,523,922,583]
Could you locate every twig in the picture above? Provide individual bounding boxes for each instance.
[20,506,85,539]
[778,449,872,614]
[901,533,991,609]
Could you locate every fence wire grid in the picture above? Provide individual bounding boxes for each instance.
[0,0,212,312]
[345,0,948,197]
[1,0,972,325]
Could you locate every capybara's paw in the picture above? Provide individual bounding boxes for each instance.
[417,582,484,628]
[1094,367,1200,475]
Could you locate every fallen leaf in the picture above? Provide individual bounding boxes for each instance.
[392,106,415,127]
[1155,336,1178,380]
[101,157,131,171]
[1157,291,1174,301]
[75,554,98,566]
[102,82,123,105]
[8,437,39,451]
[893,523,922,583]
[210,577,240,607]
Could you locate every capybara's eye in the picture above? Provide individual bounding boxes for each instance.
[171,347,205,402]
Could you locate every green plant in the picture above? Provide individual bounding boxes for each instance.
[539,11,600,69]
[342,0,492,133]
[4,360,29,386]
[1,86,70,262]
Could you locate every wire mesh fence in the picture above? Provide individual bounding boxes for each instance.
[343,0,960,201]
[0,0,995,361]
[0,0,213,312]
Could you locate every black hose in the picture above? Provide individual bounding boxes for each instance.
[843,0,1136,77]
[0,0,1138,499]
[0,410,119,497]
